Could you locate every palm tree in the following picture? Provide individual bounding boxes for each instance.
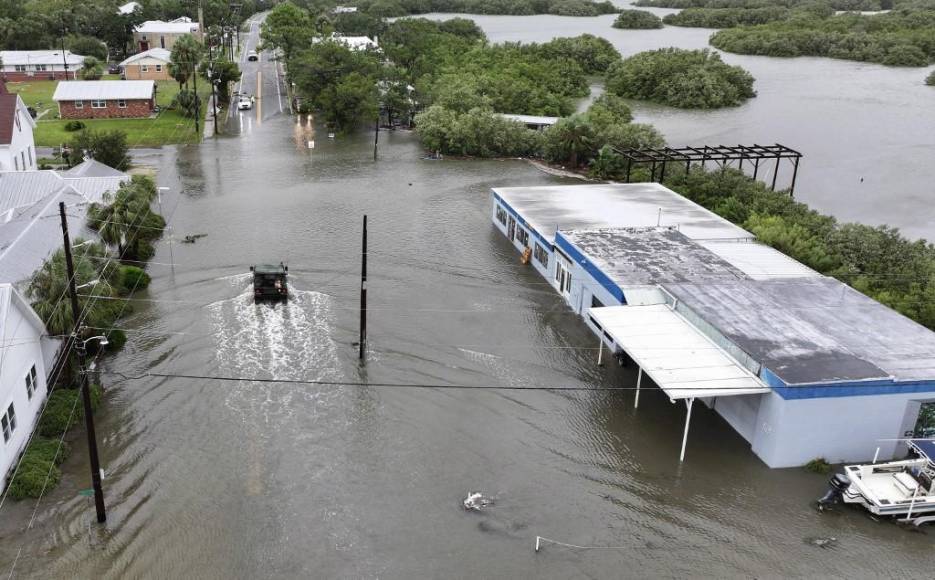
[169,34,204,92]
[80,57,103,80]
[548,116,594,168]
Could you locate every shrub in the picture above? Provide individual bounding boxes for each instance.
[605,48,756,108]
[37,384,103,437]
[64,120,86,132]
[613,9,664,29]
[927,70,935,85]
[7,455,60,500]
[120,265,151,294]
[172,90,202,118]
[105,329,127,352]
[805,458,832,474]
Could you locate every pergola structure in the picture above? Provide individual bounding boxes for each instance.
[613,143,803,196]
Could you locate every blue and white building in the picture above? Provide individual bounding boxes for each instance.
[492,183,935,468]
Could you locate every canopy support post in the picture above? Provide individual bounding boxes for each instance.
[597,336,603,366]
[635,367,642,409]
[680,397,694,462]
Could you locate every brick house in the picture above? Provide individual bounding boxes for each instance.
[133,18,201,52]
[53,80,155,119]
[120,48,172,81]
[0,50,84,82]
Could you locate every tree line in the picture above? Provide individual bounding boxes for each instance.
[292,0,619,18]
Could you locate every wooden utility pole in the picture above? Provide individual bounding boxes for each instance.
[359,215,367,361]
[373,118,379,161]
[59,202,106,524]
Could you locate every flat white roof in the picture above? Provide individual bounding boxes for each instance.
[699,240,821,280]
[500,114,559,126]
[493,183,754,244]
[135,20,200,34]
[589,304,770,400]
[53,80,154,102]
[0,50,84,66]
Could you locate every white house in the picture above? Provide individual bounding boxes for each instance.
[0,284,60,487]
[133,18,201,52]
[0,50,85,81]
[0,82,36,172]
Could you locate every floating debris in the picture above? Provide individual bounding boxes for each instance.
[182,234,208,244]
[806,536,837,549]
[463,492,494,511]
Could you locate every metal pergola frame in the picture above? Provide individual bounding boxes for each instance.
[613,143,803,196]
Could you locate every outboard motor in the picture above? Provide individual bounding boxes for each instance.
[817,473,851,509]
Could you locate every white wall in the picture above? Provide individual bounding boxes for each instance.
[751,391,935,468]
[0,99,36,172]
[0,299,50,484]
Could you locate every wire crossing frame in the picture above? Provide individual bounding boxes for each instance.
[613,143,803,196]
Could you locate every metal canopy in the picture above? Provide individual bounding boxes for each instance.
[589,304,770,400]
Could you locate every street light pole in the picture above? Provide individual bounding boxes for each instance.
[58,202,106,524]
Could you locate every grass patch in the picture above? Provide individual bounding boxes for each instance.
[805,458,833,475]
[6,437,71,500]
[23,79,212,147]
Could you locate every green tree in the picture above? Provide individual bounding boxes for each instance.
[317,71,379,129]
[69,129,130,171]
[200,57,240,103]
[260,1,313,63]
[169,34,204,91]
[67,35,107,60]
[613,9,664,29]
[927,70,935,85]
[79,56,103,80]
[544,115,594,168]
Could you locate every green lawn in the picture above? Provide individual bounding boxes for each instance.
[11,79,212,147]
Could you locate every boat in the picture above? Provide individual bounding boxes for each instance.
[250,263,288,301]
[818,439,935,521]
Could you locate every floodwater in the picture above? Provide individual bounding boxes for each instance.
[425,4,935,240]
[2,10,935,580]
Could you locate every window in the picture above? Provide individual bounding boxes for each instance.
[564,271,572,293]
[74,100,84,109]
[117,99,127,108]
[27,146,32,167]
[91,99,106,108]
[592,295,604,309]
[2,403,16,443]
[495,205,507,226]
[141,64,149,72]
[34,64,47,71]
[14,65,26,72]
[13,155,18,171]
[160,36,166,49]
[25,365,37,400]
[155,64,162,72]
[533,243,549,267]
[516,228,529,248]
[14,112,20,131]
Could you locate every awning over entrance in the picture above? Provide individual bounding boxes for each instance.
[588,304,771,461]
[589,304,769,400]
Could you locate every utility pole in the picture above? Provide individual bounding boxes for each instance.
[60,15,69,80]
[208,43,218,136]
[373,117,379,161]
[193,60,200,135]
[58,202,106,524]
[359,215,367,361]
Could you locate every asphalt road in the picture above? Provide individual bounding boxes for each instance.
[228,12,285,133]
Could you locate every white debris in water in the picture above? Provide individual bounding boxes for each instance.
[463,492,493,511]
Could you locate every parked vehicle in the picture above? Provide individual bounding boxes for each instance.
[250,263,288,301]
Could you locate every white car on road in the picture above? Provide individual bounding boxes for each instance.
[247,50,259,61]
[238,97,253,110]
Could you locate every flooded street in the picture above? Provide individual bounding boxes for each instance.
[2,8,935,579]
[1,113,933,577]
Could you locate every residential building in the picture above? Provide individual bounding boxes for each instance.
[326,34,379,52]
[0,160,129,284]
[492,183,935,468]
[52,80,156,119]
[0,83,37,172]
[133,18,201,52]
[119,48,172,81]
[0,284,61,489]
[118,1,141,15]
[499,114,559,131]
[0,50,84,82]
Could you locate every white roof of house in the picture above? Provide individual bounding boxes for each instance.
[53,80,155,102]
[118,1,141,14]
[0,50,85,66]
[135,20,200,34]
[494,183,755,244]
[589,304,770,400]
[332,35,378,50]
[500,114,559,126]
[120,48,172,66]
[698,239,821,280]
